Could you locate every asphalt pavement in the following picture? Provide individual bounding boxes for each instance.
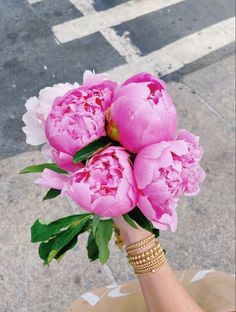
[0,1,235,311]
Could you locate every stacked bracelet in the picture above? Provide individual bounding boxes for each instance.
[125,234,155,253]
[126,235,167,276]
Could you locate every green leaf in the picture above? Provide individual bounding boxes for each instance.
[39,236,57,262]
[152,228,160,238]
[128,206,153,232]
[20,163,67,174]
[31,213,92,243]
[95,219,113,264]
[123,214,138,229]
[43,188,61,201]
[73,136,111,163]
[87,232,99,262]
[38,218,89,265]
[47,218,90,264]
[92,215,100,236]
[55,235,78,262]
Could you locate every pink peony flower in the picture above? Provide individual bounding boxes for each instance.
[35,146,137,217]
[22,82,79,145]
[45,72,118,156]
[134,129,206,232]
[107,72,177,153]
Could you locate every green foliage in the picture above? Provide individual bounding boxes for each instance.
[32,214,115,265]
[152,228,160,238]
[73,136,111,163]
[92,215,100,236]
[43,188,61,201]
[46,220,88,264]
[55,235,79,262]
[123,213,138,229]
[128,206,153,232]
[39,236,57,262]
[87,232,99,262]
[31,214,92,242]
[95,219,113,264]
[20,163,67,174]
[34,214,92,265]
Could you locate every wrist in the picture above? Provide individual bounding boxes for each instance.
[113,216,153,245]
[120,226,152,246]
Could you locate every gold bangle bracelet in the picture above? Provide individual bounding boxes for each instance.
[128,243,162,261]
[128,252,165,266]
[131,253,166,269]
[131,252,165,267]
[127,243,163,262]
[126,236,167,276]
[127,239,157,255]
[126,234,155,252]
[135,259,168,276]
[134,257,167,273]
[128,249,164,263]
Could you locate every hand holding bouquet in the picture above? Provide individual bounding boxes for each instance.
[21,71,205,265]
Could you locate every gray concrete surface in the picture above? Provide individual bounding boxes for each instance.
[0,0,235,311]
[0,0,235,159]
[0,55,235,311]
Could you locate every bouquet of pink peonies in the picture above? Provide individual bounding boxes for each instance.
[21,71,205,265]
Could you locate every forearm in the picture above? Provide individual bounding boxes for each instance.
[114,217,203,312]
[138,263,202,312]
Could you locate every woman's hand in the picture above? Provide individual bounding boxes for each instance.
[113,215,203,312]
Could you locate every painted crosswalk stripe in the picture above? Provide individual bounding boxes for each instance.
[106,17,235,81]
[68,0,142,62]
[27,0,42,4]
[68,0,95,15]
[53,0,184,43]
[100,28,141,62]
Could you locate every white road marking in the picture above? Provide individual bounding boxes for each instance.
[52,0,184,43]
[67,0,142,63]
[106,17,236,81]
[191,270,216,283]
[68,0,95,15]
[100,28,141,62]
[80,292,100,306]
[27,0,42,4]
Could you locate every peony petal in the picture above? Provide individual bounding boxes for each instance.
[137,195,157,220]
[177,129,199,146]
[144,180,170,204]
[22,111,46,145]
[63,182,91,211]
[38,82,79,116]
[157,210,178,232]
[52,149,83,172]
[114,83,150,101]
[122,72,166,90]
[92,196,132,217]
[134,158,156,189]
[34,169,68,190]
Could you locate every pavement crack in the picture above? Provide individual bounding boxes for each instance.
[180,82,234,129]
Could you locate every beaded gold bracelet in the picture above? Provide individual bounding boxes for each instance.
[130,251,165,267]
[131,252,166,269]
[132,251,166,269]
[126,237,167,275]
[135,258,168,276]
[127,238,157,255]
[125,234,155,253]
[127,242,162,261]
